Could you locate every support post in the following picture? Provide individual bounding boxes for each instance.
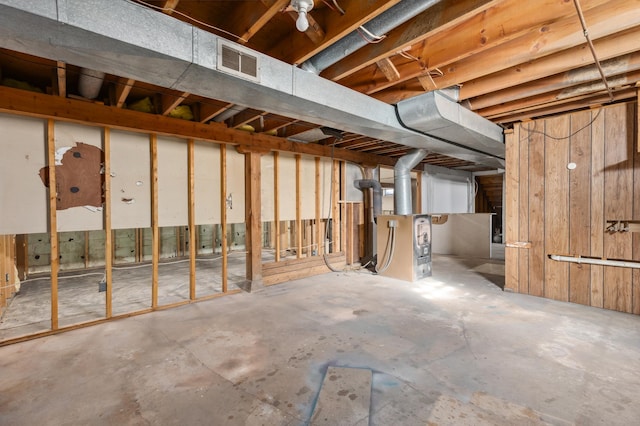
[46,119,59,330]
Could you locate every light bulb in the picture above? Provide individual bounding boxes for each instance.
[296,9,309,32]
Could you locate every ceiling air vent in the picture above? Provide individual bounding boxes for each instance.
[217,40,260,82]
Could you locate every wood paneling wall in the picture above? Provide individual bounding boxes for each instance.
[506,102,640,314]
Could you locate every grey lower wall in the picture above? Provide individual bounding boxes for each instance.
[432,213,493,258]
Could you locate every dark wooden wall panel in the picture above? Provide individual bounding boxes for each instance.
[506,102,639,314]
[568,110,592,305]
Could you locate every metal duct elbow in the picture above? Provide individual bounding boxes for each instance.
[394,149,428,215]
[78,68,105,99]
[354,179,382,219]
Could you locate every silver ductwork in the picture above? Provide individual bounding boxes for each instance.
[394,149,428,215]
[300,0,441,74]
[354,179,383,220]
[0,0,505,168]
[78,68,105,99]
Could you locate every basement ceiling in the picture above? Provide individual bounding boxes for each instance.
[0,0,638,171]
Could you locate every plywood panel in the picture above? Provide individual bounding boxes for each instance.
[603,104,634,313]
[194,141,221,225]
[54,122,104,232]
[634,107,640,314]
[110,130,151,229]
[261,153,275,222]
[226,148,246,224]
[157,136,188,227]
[544,115,570,301]
[300,156,317,220]
[278,153,297,221]
[590,109,605,308]
[528,121,545,297]
[0,114,47,234]
[568,110,592,305]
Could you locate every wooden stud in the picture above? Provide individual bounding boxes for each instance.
[295,155,302,259]
[188,139,196,300]
[55,61,66,98]
[104,127,113,318]
[315,157,321,256]
[376,58,401,82]
[244,151,263,288]
[633,101,640,314]
[150,134,159,308]
[274,152,280,262]
[46,119,59,330]
[115,78,135,108]
[331,160,340,253]
[220,144,228,293]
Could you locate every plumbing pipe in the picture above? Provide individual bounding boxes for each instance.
[394,148,428,215]
[549,254,640,269]
[300,0,441,74]
[354,179,382,219]
[78,68,105,99]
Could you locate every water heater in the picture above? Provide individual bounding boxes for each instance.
[376,215,432,281]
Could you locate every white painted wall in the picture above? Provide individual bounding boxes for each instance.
[431,213,493,258]
[422,165,473,214]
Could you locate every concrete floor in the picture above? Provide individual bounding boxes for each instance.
[1,255,639,425]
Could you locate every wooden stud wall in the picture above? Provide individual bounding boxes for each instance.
[506,102,640,314]
[0,235,18,317]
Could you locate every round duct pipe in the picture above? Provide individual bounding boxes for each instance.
[394,149,428,215]
[78,68,105,99]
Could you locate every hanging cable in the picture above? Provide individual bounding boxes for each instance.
[572,0,614,103]
[331,0,346,15]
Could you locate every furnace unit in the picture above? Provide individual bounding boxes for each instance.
[376,215,432,282]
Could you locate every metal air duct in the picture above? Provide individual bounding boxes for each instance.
[354,179,383,219]
[394,149,428,215]
[301,0,441,74]
[0,0,504,168]
[78,68,105,99]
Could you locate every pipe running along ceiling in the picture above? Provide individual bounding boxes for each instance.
[0,0,505,168]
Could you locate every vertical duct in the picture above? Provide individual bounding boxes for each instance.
[78,68,105,99]
[394,149,427,215]
[354,179,382,220]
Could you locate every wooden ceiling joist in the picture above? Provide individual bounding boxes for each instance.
[114,77,135,108]
[161,91,190,116]
[55,61,66,98]
[237,0,290,43]
[162,0,180,15]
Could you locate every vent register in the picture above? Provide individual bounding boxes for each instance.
[217,40,259,81]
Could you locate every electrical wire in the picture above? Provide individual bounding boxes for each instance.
[519,108,602,142]
[126,0,249,43]
[332,0,346,15]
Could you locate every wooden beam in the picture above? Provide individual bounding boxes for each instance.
[274,152,280,262]
[461,26,640,100]
[321,0,492,81]
[0,86,395,167]
[197,102,234,124]
[161,92,189,116]
[244,151,263,290]
[239,0,290,43]
[220,145,228,293]
[331,160,340,253]
[115,78,135,108]
[55,61,66,97]
[187,139,196,300]
[295,154,302,259]
[150,134,159,308]
[286,9,325,45]
[348,0,637,96]
[268,0,403,64]
[103,127,113,318]
[46,119,59,330]
[162,0,180,15]
[376,58,401,82]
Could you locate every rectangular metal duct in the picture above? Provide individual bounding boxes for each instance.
[0,0,505,168]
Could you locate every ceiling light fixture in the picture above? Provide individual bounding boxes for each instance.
[290,0,314,32]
